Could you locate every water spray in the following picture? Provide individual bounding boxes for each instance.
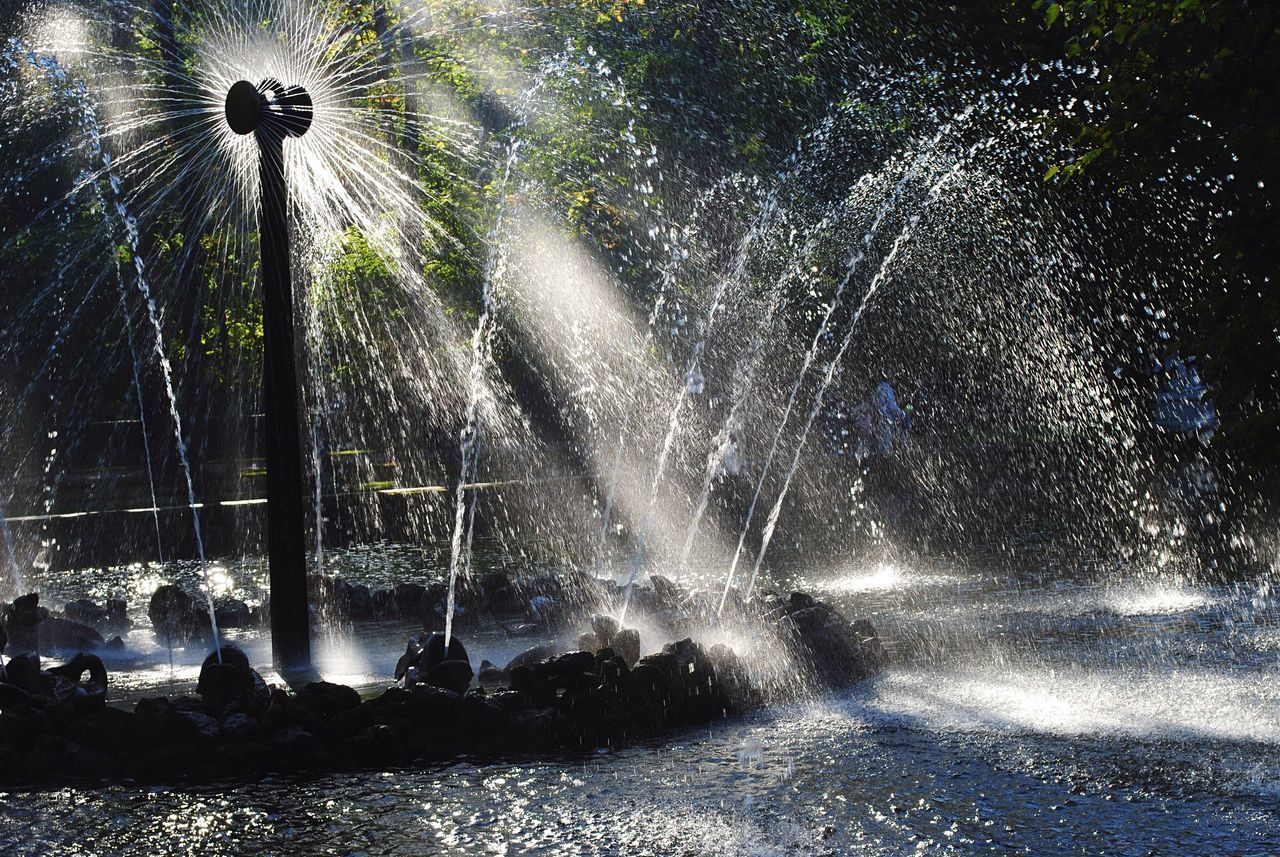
[225,78,314,671]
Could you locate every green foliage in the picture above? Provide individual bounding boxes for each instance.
[1010,0,1280,463]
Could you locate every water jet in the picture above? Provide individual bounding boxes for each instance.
[225,78,313,672]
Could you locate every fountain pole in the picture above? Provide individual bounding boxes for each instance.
[225,80,314,671]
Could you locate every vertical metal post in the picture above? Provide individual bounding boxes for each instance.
[226,79,314,672]
[258,128,311,670]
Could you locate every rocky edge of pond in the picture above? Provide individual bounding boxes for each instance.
[0,585,886,786]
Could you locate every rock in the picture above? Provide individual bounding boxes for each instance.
[405,684,462,722]
[707,643,758,710]
[214,598,251,629]
[593,647,629,688]
[32,617,104,651]
[346,583,374,619]
[460,689,510,743]
[649,575,685,609]
[105,597,128,628]
[611,628,641,668]
[477,660,504,689]
[105,636,125,650]
[346,723,402,761]
[148,585,210,643]
[63,599,106,626]
[298,681,361,717]
[788,591,817,611]
[2,653,45,696]
[12,593,39,613]
[371,587,394,616]
[0,682,38,711]
[543,651,595,681]
[781,598,887,687]
[4,593,102,653]
[198,663,247,710]
[367,685,461,725]
[503,644,554,674]
[133,697,204,746]
[590,614,620,646]
[0,587,886,784]
[392,583,428,619]
[487,689,531,713]
[220,712,258,740]
[270,724,315,757]
[65,706,139,753]
[323,703,373,740]
[177,709,220,740]
[424,658,473,695]
[577,632,601,652]
[196,646,262,710]
[420,632,469,673]
[508,666,554,707]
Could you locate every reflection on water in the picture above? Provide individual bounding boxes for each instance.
[874,665,1280,743]
[6,546,1280,854]
[3,689,1278,855]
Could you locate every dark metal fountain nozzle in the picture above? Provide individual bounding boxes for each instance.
[225,79,313,138]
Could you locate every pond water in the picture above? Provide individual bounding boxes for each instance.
[4,549,1278,855]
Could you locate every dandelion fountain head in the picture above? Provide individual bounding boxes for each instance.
[224,78,313,139]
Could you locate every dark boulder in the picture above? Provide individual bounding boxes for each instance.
[0,681,38,711]
[420,632,469,673]
[611,628,641,668]
[298,681,361,717]
[478,572,515,611]
[477,660,504,689]
[460,689,510,744]
[63,705,138,755]
[214,598,252,629]
[509,665,555,707]
[4,593,102,654]
[31,617,104,652]
[323,702,373,740]
[63,599,107,626]
[541,651,596,693]
[392,583,428,619]
[105,597,128,628]
[148,585,211,643]
[424,658,473,695]
[2,652,45,696]
[590,614,620,646]
[487,689,532,713]
[649,575,685,609]
[781,598,888,687]
[788,591,817,611]
[196,646,266,710]
[11,593,40,613]
[132,697,206,747]
[406,684,463,723]
[367,685,461,726]
[503,644,554,675]
[345,723,402,763]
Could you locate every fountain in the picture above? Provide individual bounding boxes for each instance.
[0,11,1274,851]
